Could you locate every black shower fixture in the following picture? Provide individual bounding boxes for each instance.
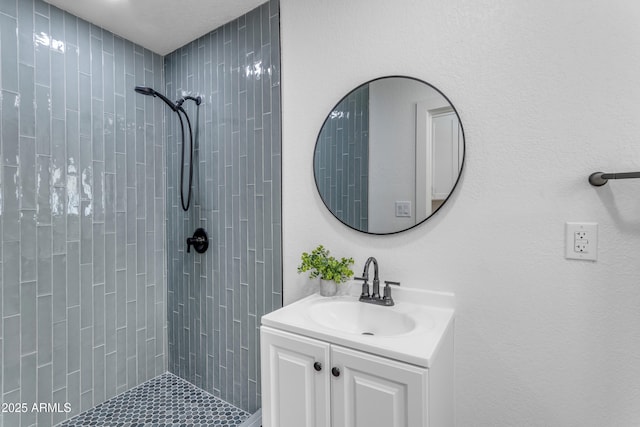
[186,228,209,254]
[135,86,203,111]
[135,86,202,211]
[176,94,202,108]
[134,86,179,111]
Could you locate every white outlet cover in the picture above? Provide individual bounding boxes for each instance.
[565,222,598,261]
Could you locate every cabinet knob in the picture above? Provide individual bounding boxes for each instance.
[331,367,341,377]
[313,362,322,372]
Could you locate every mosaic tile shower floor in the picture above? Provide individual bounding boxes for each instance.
[58,372,250,427]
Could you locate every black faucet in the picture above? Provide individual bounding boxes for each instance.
[355,257,399,306]
[363,257,380,299]
[354,257,377,299]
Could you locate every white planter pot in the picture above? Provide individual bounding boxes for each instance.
[318,279,337,297]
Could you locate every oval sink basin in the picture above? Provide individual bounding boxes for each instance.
[308,299,416,336]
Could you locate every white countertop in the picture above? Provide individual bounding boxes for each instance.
[261,284,455,368]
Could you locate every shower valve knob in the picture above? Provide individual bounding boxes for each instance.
[186,228,209,254]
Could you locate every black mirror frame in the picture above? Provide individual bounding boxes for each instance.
[313,75,466,235]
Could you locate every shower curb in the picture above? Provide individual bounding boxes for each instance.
[239,408,262,427]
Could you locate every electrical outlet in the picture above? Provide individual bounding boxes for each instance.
[565,222,598,261]
[574,242,588,253]
[574,231,588,252]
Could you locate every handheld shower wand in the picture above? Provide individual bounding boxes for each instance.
[134,86,179,112]
[135,86,202,211]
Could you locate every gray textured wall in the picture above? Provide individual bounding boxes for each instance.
[0,0,167,426]
[165,0,282,413]
[314,85,369,231]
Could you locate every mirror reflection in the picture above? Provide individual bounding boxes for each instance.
[314,76,464,234]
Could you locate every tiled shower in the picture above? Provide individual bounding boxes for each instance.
[0,0,281,425]
[314,85,369,231]
[164,0,281,414]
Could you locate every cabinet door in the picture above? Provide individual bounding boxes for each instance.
[261,326,331,427]
[331,345,429,427]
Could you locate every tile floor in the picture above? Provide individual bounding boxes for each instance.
[58,372,250,426]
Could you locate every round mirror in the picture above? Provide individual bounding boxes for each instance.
[314,76,465,235]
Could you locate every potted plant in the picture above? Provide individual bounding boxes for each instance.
[297,245,355,296]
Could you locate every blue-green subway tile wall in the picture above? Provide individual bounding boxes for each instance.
[0,0,167,426]
[165,0,282,413]
[315,85,369,231]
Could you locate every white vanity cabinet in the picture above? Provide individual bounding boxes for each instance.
[261,326,448,427]
[330,344,428,427]
[261,326,331,427]
[259,289,455,427]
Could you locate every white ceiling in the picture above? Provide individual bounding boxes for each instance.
[44,0,268,56]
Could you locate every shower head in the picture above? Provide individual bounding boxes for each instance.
[134,86,178,111]
[134,86,155,96]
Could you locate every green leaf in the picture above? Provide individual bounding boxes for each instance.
[297,245,354,284]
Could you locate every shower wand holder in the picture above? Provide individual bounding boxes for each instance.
[186,228,209,254]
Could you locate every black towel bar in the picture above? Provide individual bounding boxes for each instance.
[589,171,640,186]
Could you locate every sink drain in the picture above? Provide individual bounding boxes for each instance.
[361,332,375,336]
